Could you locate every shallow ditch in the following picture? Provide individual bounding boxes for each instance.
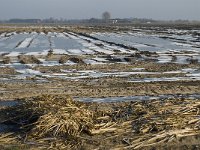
[2,93,200,107]
[76,94,200,102]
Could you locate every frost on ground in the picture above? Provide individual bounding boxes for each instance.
[1,25,200,150]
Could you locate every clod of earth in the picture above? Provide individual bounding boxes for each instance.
[186,58,199,64]
[18,55,41,64]
[59,55,70,64]
[69,57,85,64]
[2,57,11,64]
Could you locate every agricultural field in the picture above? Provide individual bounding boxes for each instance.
[0,25,200,149]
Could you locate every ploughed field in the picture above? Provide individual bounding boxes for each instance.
[0,25,200,149]
[0,25,200,100]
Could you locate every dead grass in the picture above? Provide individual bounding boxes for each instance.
[0,95,94,149]
[2,57,11,64]
[59,55,69,64]
[18,55,41,64]
[29,95,93,138]
[1,95,200,149]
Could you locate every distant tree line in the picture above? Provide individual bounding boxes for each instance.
[0,18,156,24]
[0,17,199,25]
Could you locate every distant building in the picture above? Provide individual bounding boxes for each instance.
[112,20,118,24]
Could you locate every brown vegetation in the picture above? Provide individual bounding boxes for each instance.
[18,55,41,64]
[2,57,11,64]
[1,95,200,149]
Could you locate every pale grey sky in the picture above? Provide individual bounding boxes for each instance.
[0,0,200,20]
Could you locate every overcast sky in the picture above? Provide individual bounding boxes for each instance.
[0,0,200,20]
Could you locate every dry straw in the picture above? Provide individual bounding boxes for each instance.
[1,95,200,149]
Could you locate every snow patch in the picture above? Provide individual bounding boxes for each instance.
[5,52,21,57]
[16,38,33,49]
[53,49,69,55]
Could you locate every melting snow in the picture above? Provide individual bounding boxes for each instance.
[16,38,33,49]
[5,52,21,57]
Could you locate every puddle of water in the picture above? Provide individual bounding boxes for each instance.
[0,101,19,107]
[76,94,200,102]
[0,100,20,133]
[0,124,19,133]
[128,77,192,83]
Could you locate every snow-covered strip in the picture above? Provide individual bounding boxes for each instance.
[6,63,29,70]
[84,59,105,65]
[16,69,42,75]
[157,56,172,63]
[92,31,199,53]
[64,32,80,40]
[41,50,50,56]
[158,53,200,56]
[42,74,89,80]
[67,49,85,55]
[126,69,200,82]
[24,50,50,56]
[81,49,95,54]
[31,32,38,35]
[101,72,159,77]
[16,38,33,49]
[65,32,135,55]
[163,71,183,74]
[56,33,67,38]
[128,77,194,83]
[186,72,200,80]
[5,52,21,57]
[77,94,200,102]
[104,45,133,54]
[64,60,77,65]
[79,41,94,47]
[40,61,60,67]
[6,32,17,36]
[92,57,109,62]
[76,34,97,42]
[173,42,193,47]
[90,47,114,55]
[0,33,6,37]
[25,52,43,56]
[131,68,145,71]
[42,70,186,80]
[67,32,134,55]
[182,68,198,73]
[40,32,45,35]
[52,49,69,55]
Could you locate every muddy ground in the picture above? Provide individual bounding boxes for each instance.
[0,25,200,149]
[0,61,200,100]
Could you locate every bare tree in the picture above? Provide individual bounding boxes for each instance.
[102,11,111,21]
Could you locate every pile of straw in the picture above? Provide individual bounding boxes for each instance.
[0,95,94,149]
[29,95,93,138]
[1,95,200,149]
